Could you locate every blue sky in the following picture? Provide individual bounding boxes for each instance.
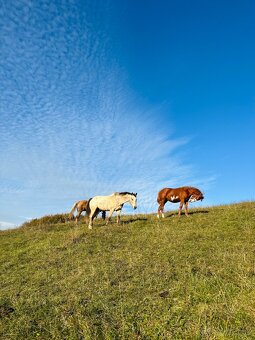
[0,0,254,229]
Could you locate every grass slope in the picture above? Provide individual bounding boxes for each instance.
[1,202,255,339]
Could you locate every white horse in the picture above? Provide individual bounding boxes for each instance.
[87,192,137,229]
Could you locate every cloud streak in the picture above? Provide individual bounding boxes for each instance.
[0,221,17,231]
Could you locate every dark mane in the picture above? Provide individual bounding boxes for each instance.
[187,186,202,193]
[118,192,136,196]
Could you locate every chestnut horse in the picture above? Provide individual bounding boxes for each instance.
[157,186,204,218]
[69,200,106,223]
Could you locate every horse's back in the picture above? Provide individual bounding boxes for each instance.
[158,187,189,202]
[77,199,87,207]
[89,195,116,211]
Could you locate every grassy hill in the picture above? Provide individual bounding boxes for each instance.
[1,202,255,339]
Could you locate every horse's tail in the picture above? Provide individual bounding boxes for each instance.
[157,190,163,204]
[86,198,92,217]
[69,201,78,219]
[157,188,168,204]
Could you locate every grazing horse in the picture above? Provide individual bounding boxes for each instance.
[87,192,137,229]
[157,186,204,218]
[69,200,106,223]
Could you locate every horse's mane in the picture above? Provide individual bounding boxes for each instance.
[186,186,202,194]
[118,191,137,197]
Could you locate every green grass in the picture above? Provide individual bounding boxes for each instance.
[1,202,255,339]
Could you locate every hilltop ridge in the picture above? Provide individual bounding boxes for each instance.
[1,202,255,338]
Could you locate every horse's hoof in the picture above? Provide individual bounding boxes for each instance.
[162,214,165,218]
[157,214,160,219]
[88,225,92,229]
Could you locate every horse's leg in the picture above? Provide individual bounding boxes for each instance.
[84,209,89,223]
[184,201,189,217]
[157,200,166,218]
[116,210,121,224]
[88,207,96,229]
[178,201,184,217]
[93,208,100,219]
[102,211,106,220]
[106,209,114,225]
[75,208,81,223]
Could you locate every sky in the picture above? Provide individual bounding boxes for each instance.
[0,0,254,229]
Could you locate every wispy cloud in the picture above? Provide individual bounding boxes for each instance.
[0,221,17,230]
[0,0,213,227]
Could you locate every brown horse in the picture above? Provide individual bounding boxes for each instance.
[69,200,106,223]
[157,186,204,218]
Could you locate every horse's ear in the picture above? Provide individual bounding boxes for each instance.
[135,193,137,197]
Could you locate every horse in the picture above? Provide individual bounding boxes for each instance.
[69,200,106,223]
[157,186,204,218]
[87,192,137,229]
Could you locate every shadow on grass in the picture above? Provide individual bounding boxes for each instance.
[96,217,148,226]
[121,217,148,225]
[76,217,147,229]
[165,210,209,218]
[188,210,209,215]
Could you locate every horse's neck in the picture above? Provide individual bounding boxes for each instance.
[189,189,199,197]
[117,195,130,204]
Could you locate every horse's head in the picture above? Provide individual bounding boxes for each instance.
[189,188,204,202]
[129,192,137,209]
